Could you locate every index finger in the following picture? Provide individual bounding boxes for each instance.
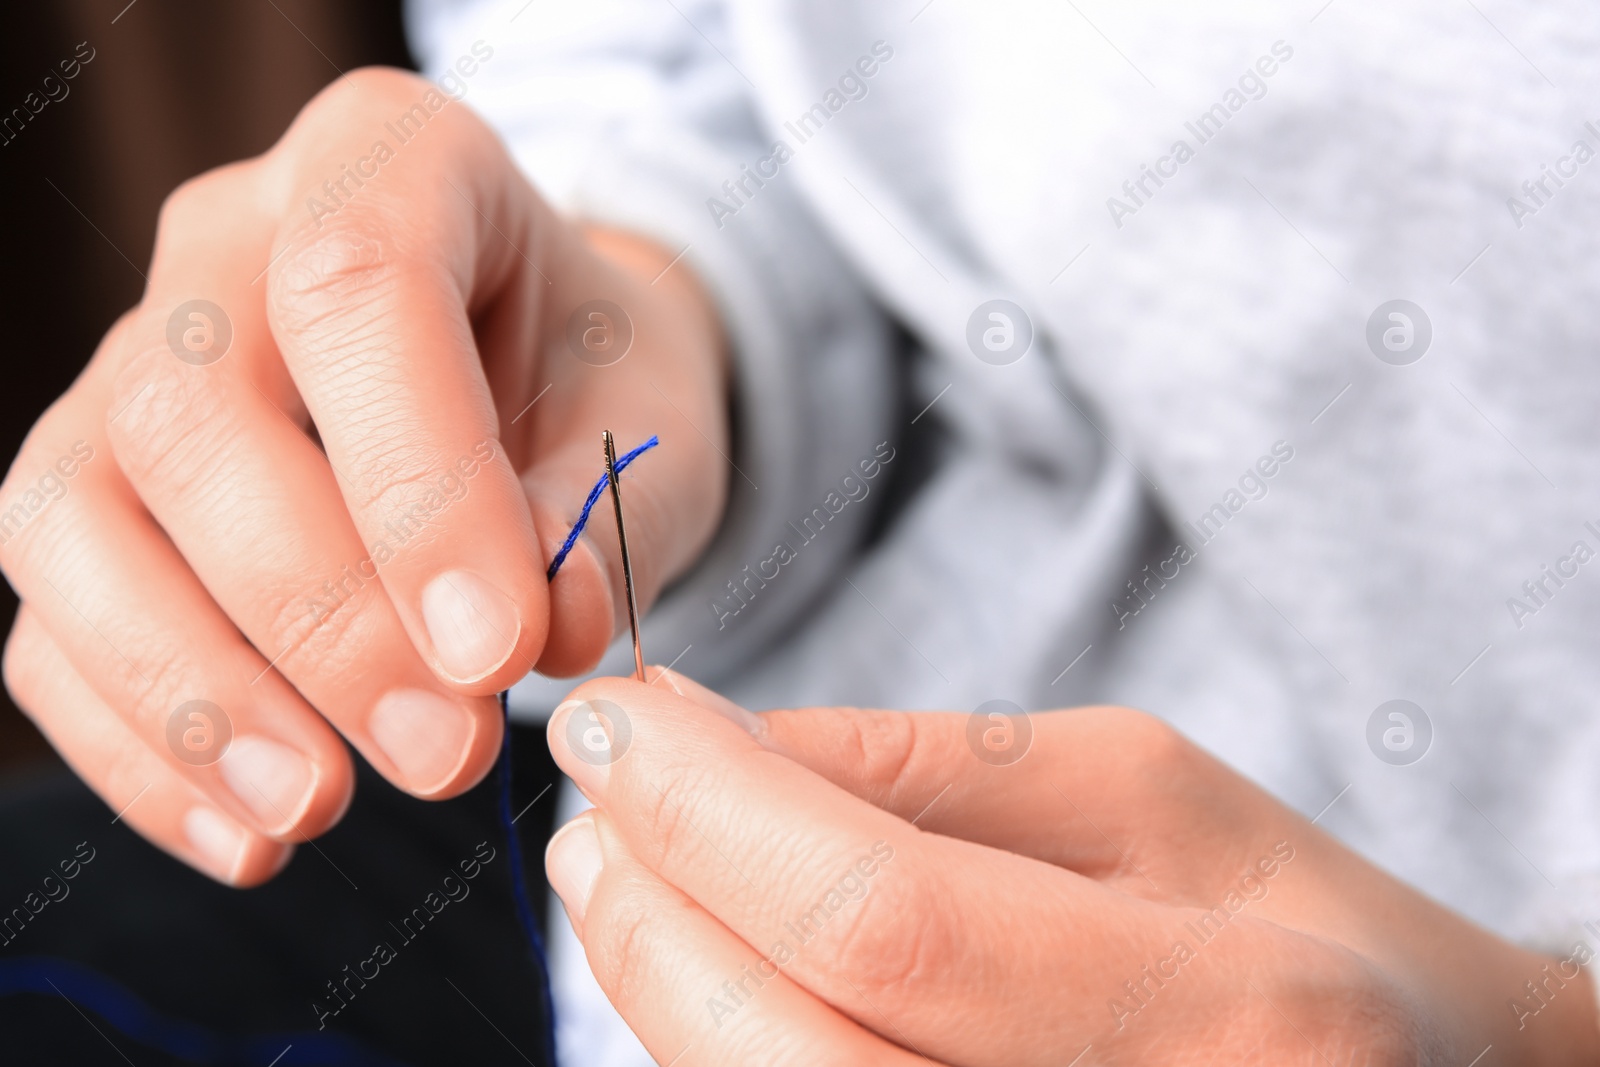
[656,674,1296,904]
[263,69,555,691]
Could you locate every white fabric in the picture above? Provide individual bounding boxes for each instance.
[408,1,1600,1060]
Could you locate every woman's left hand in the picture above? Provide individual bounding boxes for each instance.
[544,673,1600,1066]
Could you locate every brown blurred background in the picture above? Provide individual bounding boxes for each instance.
[0,0,412,772]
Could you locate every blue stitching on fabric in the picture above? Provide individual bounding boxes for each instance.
[0,956,408,1065]
[498,689,558,1067]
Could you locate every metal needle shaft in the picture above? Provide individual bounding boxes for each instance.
[603,430,646,682]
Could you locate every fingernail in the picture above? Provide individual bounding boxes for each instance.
[549,699,619,797]
[370,688,477,795]
[218,736,316,835]
[546,815,603,930]
[705,696,766,738]
[184,807,249,884]
[422,570,520,683]
[649,667,767,739]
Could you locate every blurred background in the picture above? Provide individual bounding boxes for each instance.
[0,0,413,774]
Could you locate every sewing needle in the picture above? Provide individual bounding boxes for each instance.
[603,430,646,682]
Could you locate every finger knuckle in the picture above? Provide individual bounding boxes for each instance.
[0,419,91,568]
[264,221,427,445]
[349,435,481,533]
[836,709,920,802]
[294,65,494,157]
[261,563,387,682]
[265,66,492,227]
[1096,704,1195,779]
[120,650,198,734]
[634,762,723,870]
[270,207,402,319]
[2,618,47,714]
[154,163,259,246]
[299,66,439,131]
[818,865,949,1003]
[586,881,672,1008]
[106,341,234,490]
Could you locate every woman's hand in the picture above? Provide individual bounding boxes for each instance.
[0,67,728,885]
[545,674,1600,1065]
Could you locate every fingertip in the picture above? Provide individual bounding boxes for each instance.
[560,673,765,747]
[546,809,604,933]
[180,805,293,887]
[534,538,615,677]
[366,689,502,799]
[239,739,357,844]
[230,840,296,888]
[418,568,546,693]
[643,667,767,739]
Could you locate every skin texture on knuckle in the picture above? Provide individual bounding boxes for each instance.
[808,863,953,1008]
[833,709,920,803]
[0,506,107,635]
[258,565,387,685]
[585,866,689,1013]
[265,66,508,251]
[764,707,922,807]
[1,617,48,718]
[106,345,248,493]
[630,756,732,875]
[1081,705,1219,810]
[622,748,804,909]
[339,430,482,519]
[283,67,449,150]
[150,162,265,271]
[268,214,409,338]
[1088,705,1192,767]
[266,232,497,492]
[116,642,220,736]
[0,425,96,580]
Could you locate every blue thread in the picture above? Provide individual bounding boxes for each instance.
[0,956,407,1065]
[545,436,660,581]
[498,689,558,1067]
[506,433,659,1066]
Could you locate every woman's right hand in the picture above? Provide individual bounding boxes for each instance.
[1,67,730,885]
